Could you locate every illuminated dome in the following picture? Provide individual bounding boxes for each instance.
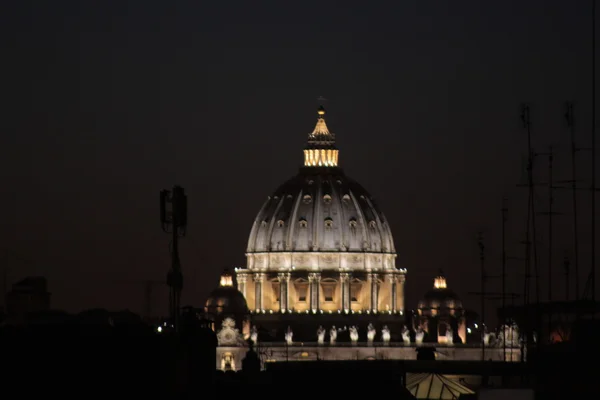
[235,106,405,319]
[418,270,463,314]
[204,270,249,316]
[246,169,396,255]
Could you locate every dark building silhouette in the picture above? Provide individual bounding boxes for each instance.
[5,276,51,321]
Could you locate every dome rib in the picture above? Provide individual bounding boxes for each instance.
[247,196,272,252]
[334,179,349,251]
[347,187,371,251]
[363,195,385,252]
[286,191,303,250]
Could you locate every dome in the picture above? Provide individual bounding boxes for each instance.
[204,271,249,316]
[246,167,395,254]
[243,106,399,272]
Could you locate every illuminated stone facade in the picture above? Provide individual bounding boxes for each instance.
[210,107,521,370]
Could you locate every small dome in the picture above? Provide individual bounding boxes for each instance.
[204,270,249,316]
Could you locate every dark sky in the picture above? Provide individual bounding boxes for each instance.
[1,1,598,322]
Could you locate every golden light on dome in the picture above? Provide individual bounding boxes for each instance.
[220,272,233,287]
[434,275,447,289]
[304,148,339,167]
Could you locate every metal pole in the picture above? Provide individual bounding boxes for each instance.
[478,232,485,362]
[547,147,554,339]
[161,186,186,333]
[564,255,570,301]
[502,199,508,362]
[548,147,554,305]
[592,0,597,304]
[566,102,580,300]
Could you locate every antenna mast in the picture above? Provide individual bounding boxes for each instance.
[477,231,486,362]
[592,0,597,304]
[584,0,598,305]
[501,199,508,361]
[538,146,562,335]
[160,185,188,332]
[548,147,555,304]
[565,102,581,300]
[520,103,540,351]
[564,255,571,301]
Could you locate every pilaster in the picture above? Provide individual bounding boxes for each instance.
[237,273,248,300]
[278,272,291,312]
[308,272,321,311]
[369,272,379,312]
[340,272,351,311]
[388,273,398,313]
[253,273,265,311]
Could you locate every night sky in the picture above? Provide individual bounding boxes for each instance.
[1,1,598,322]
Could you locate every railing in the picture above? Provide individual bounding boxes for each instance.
[253,341,520,349]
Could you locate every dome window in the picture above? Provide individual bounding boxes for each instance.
[299,218,308,228]
[369,220,377,229]
[336,180,342,185]
[324,218,333,229]
[307,180,314,185]
[323,194,332,204]
[342,194,351,202]
[303,194,312,204]
[349,219,357,228]
[277,220,285,228]
[287,194,293,199]
[261,221,268,227]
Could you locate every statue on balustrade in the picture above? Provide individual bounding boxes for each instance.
[285,326,293,345]
[497,322,520,348]
[330,325,337,345]
[367,323,376,344]
[381,325,391,345]
[445,326,454,345]
[349,326,359,344]
[415,327,424,345]
[401,325,410,345]
[483,326,496,347]
[317,325,325,345]
[250,325,258,345]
